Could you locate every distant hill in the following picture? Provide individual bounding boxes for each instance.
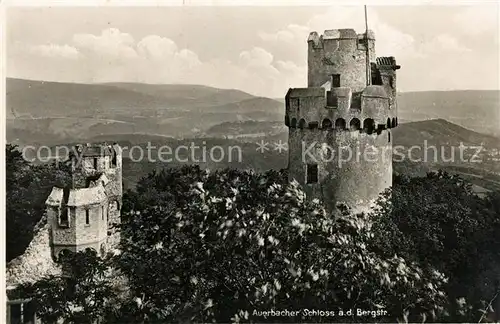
[397,90,499,137]
[7,78,166,119]
[391,119,500,191]
[393,118,499,148]
[7,78,255,118]
[101,82,255,107]
[6,78,499,146]
[6,78,284,144]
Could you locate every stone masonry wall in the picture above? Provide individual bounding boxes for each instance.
[51,202,108,258]
[288,126,392,213]
[6,216,62,287]
[308,29,376,91]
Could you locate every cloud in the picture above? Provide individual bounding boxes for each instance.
[137,35,178,60]
[10,6,496,98]
[240,47,274,67]
[10,28,307,97]
[20,43,80,60]
[253,6,490,93]
[256,6,473,67]
[73,28,138,60]
[259,24,309,43]
[259,7,416,60]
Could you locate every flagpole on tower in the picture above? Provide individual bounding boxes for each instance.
[365,5,371,86]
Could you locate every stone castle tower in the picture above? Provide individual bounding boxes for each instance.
[285,29,400,212]
[45,143,122,259]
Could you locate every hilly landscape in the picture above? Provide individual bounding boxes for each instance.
[7,78,500,145]
[6,78,500,193]
[6,78,283,145]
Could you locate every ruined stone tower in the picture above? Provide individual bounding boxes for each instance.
[45,143,122,259]
[285,29,400,212]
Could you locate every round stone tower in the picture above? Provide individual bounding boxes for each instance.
[285,28,400,213]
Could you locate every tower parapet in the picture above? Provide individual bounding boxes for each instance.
[285,85,396,132]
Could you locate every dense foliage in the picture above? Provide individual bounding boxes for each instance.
[17,250,119,324]
[8,143,500,323]
[372,171,500,320]
[6,144,71,261]
[114,166,447,322]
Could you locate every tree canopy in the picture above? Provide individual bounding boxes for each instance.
[6,144,72,261]
[113,166,447,322]
[8,151,500,323]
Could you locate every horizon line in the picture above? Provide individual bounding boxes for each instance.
[6,77,500,97]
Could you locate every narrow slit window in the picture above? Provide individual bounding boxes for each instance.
[85,209,90,225]
[306,164,319,184]
[331,74,341,88]
[59,208,69,227]
[93,158,98,170]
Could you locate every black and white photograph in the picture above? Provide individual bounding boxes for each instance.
[3,2,500,323]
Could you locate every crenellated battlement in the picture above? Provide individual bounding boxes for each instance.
[285,85,398,132]
[308,28,375,48]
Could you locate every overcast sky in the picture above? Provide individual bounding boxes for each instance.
[6,5,499,97]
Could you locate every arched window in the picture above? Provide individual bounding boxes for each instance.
[387,118,391,129]
[59,207,70,228]
[363,118,375,134]
[291,118,297,128]
[391,118,396,128]
[335,118,346,130]
[322,118,333,129]
[349,118,361,131]
[298,119,307,129]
